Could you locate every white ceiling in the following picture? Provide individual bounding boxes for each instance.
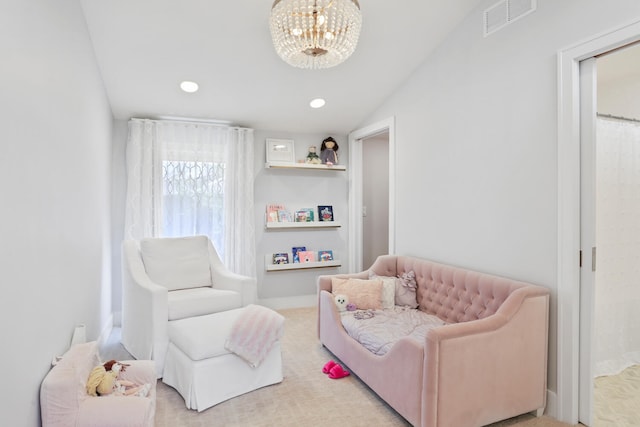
[80,0,485,134]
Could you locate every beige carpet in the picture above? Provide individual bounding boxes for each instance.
[593,364,640,427]
[132,307,576,427]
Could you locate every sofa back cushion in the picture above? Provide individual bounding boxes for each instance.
[394,256,528,323]
[140,236,212,291]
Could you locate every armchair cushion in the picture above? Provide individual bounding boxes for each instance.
[140,236,212,291]
[167,287,242,321]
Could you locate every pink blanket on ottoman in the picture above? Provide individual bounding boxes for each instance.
[225,304,285,368]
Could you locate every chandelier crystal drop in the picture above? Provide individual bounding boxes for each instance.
[270,0,362,69]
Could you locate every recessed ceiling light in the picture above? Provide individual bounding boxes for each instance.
[310,98,326,108]
[180,81,199,93]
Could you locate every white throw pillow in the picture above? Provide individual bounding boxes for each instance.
[369,273,396,309]
[140,236,212,291]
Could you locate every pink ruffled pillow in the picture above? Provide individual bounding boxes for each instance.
[332,278,383,310]
[395,270,418,308]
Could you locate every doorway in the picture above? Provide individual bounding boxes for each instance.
[348,117,396,272]
[362,131,390,269]
[557,19,640,425]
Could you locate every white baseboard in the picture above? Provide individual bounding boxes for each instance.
[258,294,317,310]
[545,389,557,419]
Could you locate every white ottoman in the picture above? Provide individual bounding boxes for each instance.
[162,308,283,412]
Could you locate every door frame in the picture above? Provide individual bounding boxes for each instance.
[557,18,640,424]
[348,117,396,272]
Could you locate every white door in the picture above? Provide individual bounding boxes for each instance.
[579,57,597,427]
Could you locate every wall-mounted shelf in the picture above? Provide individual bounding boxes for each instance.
[266,259,341,271]
[265,221,341,230]
[265,161,346,171]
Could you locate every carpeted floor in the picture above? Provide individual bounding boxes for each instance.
[105,307,581,427]
[593,364,640,426]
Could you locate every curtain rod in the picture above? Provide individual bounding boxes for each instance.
[130,117,253,131]
[597,113,640,124]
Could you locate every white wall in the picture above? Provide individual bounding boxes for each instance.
[0,1,114,425]
[359,0,640,400]
[254,130,349,306]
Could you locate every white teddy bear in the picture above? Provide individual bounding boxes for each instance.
[334,294,349,312]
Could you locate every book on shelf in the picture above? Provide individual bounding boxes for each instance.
[266,204,284,223]
[266,204,292,222]
[277,209,292,222]
[294,208,315,222]
[318,250,334,262]
[297,250,316,263]
[292,246,306,263]
[317,205,334,222]
[272,252,289,264]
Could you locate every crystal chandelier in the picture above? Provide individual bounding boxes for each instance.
[270,0,362,69]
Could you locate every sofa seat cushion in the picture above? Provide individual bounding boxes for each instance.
[168,288,242,321]
[168,309,244,361]
[340,307,447,356]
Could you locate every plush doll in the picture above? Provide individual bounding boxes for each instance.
[334,294,349,312]
[320,137,339,165]
[87,360,151,397]
[305,145,321,164]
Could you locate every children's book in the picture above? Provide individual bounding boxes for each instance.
[318,250,334,262]
[297,251,316,263]
[266,204,284,222]
[272,253,289,264]
[294,208,315,222]
[292,246,306,263]
[317,205,334,221]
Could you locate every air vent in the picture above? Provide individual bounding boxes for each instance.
[483,0,536,37]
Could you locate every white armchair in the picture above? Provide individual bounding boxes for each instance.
[121,235,257,378]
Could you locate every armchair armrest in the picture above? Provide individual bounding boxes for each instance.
[211,267,257,305]
[121,241,168,368]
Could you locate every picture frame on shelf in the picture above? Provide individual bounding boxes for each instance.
[292,246,306,263]
[272,252,289,264]
[298,250,316,263]
[294,208,315,222]
[317,205,334,222]
[318,250,334,262]
[266,138,295,163]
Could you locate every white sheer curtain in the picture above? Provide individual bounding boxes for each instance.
[124,119,256,277]
[594,116,640,376]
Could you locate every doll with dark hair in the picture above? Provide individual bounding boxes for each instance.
[320,137,339,165]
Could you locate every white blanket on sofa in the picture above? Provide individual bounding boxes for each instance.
[341,307,447,356]
[225,304,285,367]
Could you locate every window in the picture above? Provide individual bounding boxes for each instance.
[162,159,226,257]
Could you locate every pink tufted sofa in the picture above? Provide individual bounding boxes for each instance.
[317,255,550,427]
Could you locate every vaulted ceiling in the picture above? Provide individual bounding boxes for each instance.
[81,0,485,134]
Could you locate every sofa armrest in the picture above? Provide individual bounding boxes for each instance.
[119,360,157,388]
[422,292,549,427]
